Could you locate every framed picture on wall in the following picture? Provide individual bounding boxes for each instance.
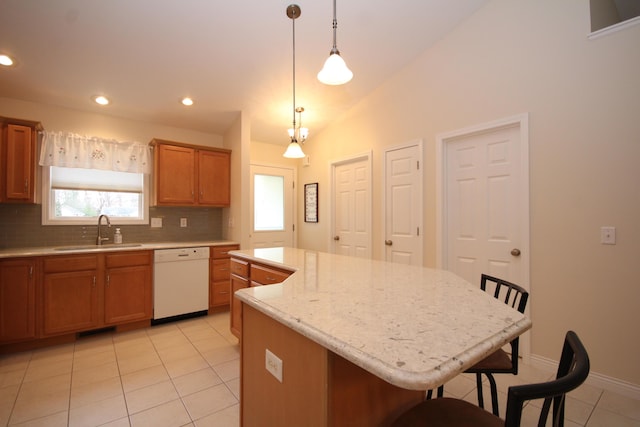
[304,183,318,223]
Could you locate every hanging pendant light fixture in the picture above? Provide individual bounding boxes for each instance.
[283,4,306,159]
[288,107,309,143]
[317,0,353,85]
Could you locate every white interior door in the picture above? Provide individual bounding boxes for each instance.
[331,154,372,258]
[250,164,295,249]
[438,114,530,359]
[384,141,423,265]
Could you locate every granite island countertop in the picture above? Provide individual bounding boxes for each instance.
[231,247,532,391]
[0,240,238,258]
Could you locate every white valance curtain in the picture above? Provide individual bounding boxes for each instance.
[39,131,152,174]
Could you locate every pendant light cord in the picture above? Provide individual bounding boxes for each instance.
[292,9,297,139]
[332,0,338,52]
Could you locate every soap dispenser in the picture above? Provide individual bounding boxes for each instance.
[114,228,123,244]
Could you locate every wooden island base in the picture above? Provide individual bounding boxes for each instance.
[241,304,424,427]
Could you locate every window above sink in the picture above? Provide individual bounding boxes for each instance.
[41,166,149,225]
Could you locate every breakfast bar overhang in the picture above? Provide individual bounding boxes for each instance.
[232,248,532,426]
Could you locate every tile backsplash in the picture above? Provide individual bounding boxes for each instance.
[0,204,224,249]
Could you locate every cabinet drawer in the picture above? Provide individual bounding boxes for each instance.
[211,259,231,281]
[230,258,249,278]
[43,255,99,273]
[211,281,231,305]
[250,264,291,285]
[211,245,238,259]
[106,251,152,268]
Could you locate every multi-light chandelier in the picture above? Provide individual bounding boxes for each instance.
[283,4,306,159]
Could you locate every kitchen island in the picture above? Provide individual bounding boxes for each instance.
[232,247,532,426]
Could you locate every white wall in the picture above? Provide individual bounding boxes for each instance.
[298,0,640,386]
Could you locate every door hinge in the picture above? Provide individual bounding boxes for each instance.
[417,227,420,236]
[293,224,295,231]
[417,160,420,170]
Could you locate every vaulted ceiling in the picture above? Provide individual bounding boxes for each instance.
[0,0,489,144]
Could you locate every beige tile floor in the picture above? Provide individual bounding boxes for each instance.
[1,312,639,426]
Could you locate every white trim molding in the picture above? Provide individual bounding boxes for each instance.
[531,354,640,401]
[588,15,640,40]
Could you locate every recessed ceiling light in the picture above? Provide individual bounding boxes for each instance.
[181,97,194,106]
[93,95,110,106]
[0,54,15,67]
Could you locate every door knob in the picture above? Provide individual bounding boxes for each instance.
[511,248,521,257]
[385,240,393,246]
[333,236,340,241]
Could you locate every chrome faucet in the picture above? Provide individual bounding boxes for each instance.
[96,214,111,245]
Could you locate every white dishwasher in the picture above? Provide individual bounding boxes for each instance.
[153,247,210,322]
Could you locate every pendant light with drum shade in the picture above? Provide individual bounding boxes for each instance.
[317,0,352,85]
[283,4,307,159]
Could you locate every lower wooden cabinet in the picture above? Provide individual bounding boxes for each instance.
[0,258,37,343]
[42,251,152,337]
[104,251,152,325]
[229,256,293,339]
[230,258,249,338]
[209,244,239,310]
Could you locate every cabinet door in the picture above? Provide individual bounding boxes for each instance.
[156,144,196,205]
[230,274,248,338]
[198,149,230,206]
[42,270,99,335]
[0,259,36,342]
[104,265,152,325]
[4,124,35,202]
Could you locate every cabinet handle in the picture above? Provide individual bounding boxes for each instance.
[29,266,33,278]
[220,268,228,271]
[92,276,96,287]
[219,291,229,294]
[24,179,28,191]
[106,275,110,287]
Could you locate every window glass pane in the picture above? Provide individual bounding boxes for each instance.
[254,174,284,231]
[53,189,141,218]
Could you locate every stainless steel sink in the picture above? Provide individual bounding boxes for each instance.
[54,243,143,251]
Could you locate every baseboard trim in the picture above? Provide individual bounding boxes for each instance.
[530,354,640,400]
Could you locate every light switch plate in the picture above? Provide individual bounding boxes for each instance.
[265,349,283,383]
[180,218,187,227]
[151,217,162,228]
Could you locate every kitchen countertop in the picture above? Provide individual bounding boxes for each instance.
[231,247,532,391]
[0,240,238,258]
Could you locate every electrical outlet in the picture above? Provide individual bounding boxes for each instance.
[265,349,283,382]
[601,226,616,245]
[151,217,162,228]
[180,218,187,228]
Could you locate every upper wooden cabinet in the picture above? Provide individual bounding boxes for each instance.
[1,117,42,204]
[151,139,231,207]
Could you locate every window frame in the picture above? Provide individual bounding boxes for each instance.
[41,165,150,225]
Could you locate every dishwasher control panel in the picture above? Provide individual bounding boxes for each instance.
[154,247,210,263]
